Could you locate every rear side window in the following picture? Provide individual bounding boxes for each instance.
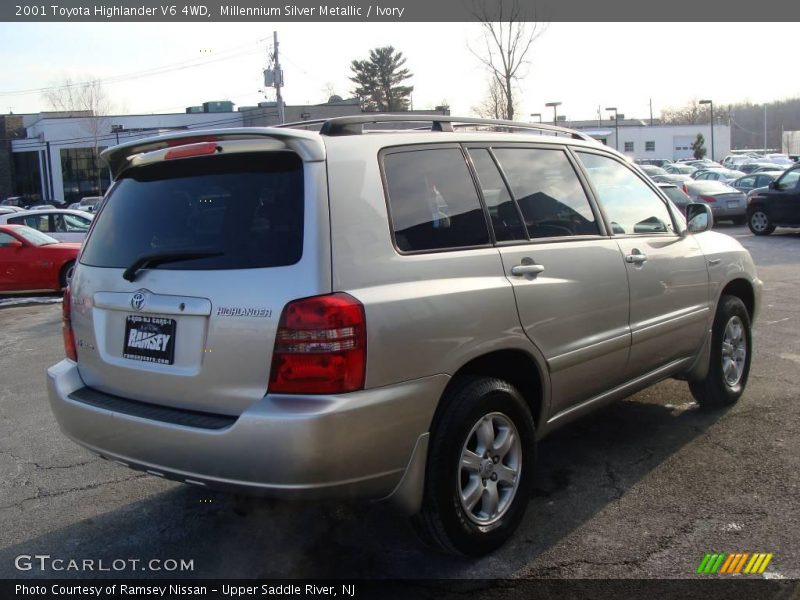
[80,152,304,270]
[492,148,600,238]
[383,148,490,252]
[10,214,51,232]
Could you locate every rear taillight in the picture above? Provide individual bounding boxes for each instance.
[682,184,689,194]
[62,287,77,361]
[268,293,366,394]
[699,195,717,203]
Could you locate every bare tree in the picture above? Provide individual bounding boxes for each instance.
[473,78,512,120]
[470,0,547,121]
[43,77,113,194]
[661,98,731,126]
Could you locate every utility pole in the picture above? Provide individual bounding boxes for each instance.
[764,104,767,154]
[649,98,653,126]
[273,31,285,124]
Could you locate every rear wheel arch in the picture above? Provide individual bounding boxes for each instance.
[432,350,546,435]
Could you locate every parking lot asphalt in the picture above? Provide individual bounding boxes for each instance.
[1,224,798,581]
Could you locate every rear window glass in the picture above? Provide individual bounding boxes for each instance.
[383,148,490,252]
[80,152,304,270]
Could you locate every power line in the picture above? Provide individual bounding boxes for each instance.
[0,38,270,98]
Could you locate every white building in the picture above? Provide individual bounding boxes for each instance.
[568,120,731,162]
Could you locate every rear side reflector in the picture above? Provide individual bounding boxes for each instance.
[62,287,77,361]
[269,293,366,394]
[165,142,219,160]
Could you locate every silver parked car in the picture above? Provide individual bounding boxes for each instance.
[48,116,762,556]
[683,180,748,224]
[0,209,93,242]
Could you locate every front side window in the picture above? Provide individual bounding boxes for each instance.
[738,176,756,188]
[0,232,17,246]
[383,148,490,252]
[776,169,800,191]
[577,151,675,235]
[492,148,600,238]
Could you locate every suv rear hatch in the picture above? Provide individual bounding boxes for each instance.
[71,140,331,416]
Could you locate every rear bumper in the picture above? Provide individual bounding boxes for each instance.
[47,359,445,502]
[709,203,746,218]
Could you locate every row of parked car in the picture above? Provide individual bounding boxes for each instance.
[634,154,800,235]
[0,196,100,293]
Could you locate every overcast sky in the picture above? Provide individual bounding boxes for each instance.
[1,22,798,121]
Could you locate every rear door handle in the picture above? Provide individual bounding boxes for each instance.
[511,264,545,276]
[625,253,648,264]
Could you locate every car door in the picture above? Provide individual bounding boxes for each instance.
[767,168,800,223]
[467,145,631,415]
[0,231,40,290]
[574,150,711,378]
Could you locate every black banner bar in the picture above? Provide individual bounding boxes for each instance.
[4,579,800,600]
[3,0,800,22]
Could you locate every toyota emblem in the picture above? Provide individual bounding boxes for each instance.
[131,291,146,311]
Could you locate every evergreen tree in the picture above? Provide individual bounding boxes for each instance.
[350,46,413,112]
[691,133,707,159]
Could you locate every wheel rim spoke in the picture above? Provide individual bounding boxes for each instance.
[495,463,517,485]
[461,478,483,511]
[493,428,515,460]
[476,418,495,452]
[482,481,500,518]
[461,449,482,474]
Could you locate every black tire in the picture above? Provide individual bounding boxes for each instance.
[59,261,75,289]
[747,208,775,235]
[411,376,535,556]
[689,295,752,409]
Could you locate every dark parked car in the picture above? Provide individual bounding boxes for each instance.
[739,161,782,175]
[746,165,800,235]
[683,180,747,224]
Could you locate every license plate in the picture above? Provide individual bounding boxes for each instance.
[727,201,739,209]
[123,315,176,365]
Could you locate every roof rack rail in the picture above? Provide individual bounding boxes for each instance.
[277,114,593,141]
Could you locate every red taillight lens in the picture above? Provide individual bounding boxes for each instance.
[682,184,689,194]
[164,142,219,160]
[699,195,717,203]
[268,293,366,394]
[62,287,77,361]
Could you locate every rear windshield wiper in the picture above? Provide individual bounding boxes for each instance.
[122,250,224,282]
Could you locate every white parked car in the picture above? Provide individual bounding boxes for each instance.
[0,209,93,242]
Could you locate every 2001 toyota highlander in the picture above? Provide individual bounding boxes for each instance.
[48,116,761,555]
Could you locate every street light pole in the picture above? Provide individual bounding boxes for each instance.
[545,102,561,126]
[530,113,542,123]
[605,107,619,151]
[700,99,714,161]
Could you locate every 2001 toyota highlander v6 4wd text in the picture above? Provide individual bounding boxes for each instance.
[47,116,762,556]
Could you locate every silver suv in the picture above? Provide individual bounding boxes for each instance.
[47,116,762,556]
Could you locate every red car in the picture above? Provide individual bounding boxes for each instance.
[0,224,80,292]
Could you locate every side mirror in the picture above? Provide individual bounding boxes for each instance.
[768,181,777,190]
[685,203,713,233]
